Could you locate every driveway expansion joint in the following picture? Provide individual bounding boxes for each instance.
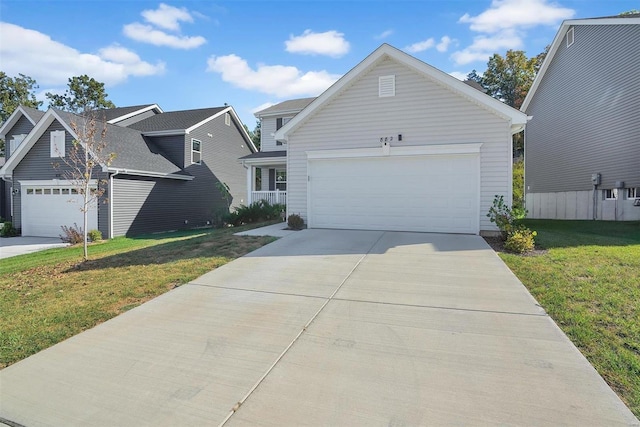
[217,231,387,427]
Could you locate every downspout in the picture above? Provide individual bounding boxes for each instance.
[109,171,120,239]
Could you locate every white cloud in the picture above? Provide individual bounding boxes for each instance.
[451,29,523,65]
[124,3,206,49]
[375,29,393,40]
[0,23,165,87]
[459,0,574,33]
[141,3,193,31]
[436,36,454,52]
[452,0,573,66]
[207,54,340,97]
[404,38,435,53]
[448,71,468,80]
[285,30,350,58]
[123,23,206,49]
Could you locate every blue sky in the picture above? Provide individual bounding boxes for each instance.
[1,0,636,128]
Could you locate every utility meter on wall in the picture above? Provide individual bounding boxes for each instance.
[591,173,601,185]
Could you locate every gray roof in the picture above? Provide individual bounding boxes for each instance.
[463,80,487,93]
[128,107,227,132]
[255,98,316,117]
[239,150,286,160]
[22,106,45,123]
[95,105,157,122]
[54,109,186,176]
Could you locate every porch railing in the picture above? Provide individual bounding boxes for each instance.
[250,190,287,206]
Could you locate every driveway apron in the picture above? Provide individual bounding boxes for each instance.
[0,230,637,426]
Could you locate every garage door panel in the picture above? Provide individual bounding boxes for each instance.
[309,154,479,234]
[22,185,98,237]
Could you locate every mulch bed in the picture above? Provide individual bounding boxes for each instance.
[483,236,548,257]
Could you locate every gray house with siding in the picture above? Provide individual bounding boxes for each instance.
[0,104,256,237]
[522,14,640,220]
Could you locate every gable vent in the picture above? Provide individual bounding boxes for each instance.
[567,27,574,47]
[379,75,395,97]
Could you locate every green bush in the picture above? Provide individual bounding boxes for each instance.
[487,195,515,238]
[0,222,18,237]
[505,227,537,254]
[226,201,286,226]
[88,229,102,242]
[287,214,304,230]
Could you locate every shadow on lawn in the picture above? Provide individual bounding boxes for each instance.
[64,231,274,273]
[523,220,640,249]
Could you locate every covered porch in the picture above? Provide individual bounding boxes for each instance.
[240,150,287,206]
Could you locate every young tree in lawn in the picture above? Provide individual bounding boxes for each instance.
[0,72,43,155]
[54,112,115,261]
[47,75,116,259]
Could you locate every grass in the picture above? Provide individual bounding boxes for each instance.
[498,220,640,418]
[0,224,276,368]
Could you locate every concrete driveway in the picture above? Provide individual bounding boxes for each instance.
[0,230,637,426]
[0,236,67,259]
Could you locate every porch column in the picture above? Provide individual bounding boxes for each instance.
[246,165,253,205]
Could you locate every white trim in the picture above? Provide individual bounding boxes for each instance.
[106,168,194,181]
[604,188,618,200]
[19,179,98,187]
[628,187,639,200]
[0,109,79,175]
[241,157,286,167]
[522,16,640,111]
[106,104,163,124]
[275,44,527,142]
[184,106,258,153]
[191,138,202,165]
[306,143,483,160]
[255,108,306,119]
[0,106,39,140]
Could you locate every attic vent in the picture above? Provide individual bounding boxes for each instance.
[379,75,395,97]
[566,27,574,47]
[225,112,231,126]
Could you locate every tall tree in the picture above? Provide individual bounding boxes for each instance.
[480,50,539,110]
[46,75,115,113]
[251,120,261,149]
[0,72,43,155]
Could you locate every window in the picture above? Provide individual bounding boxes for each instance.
[567,27,574,47]
[604,189,617,200]
[9,134,27,155]
[276,117,291,130]
[628,188,639,199]
[50,130,65,158]
[379,75,396,97]
[191,138,202,164]
[225,112,231,126]
[275,169,287,191]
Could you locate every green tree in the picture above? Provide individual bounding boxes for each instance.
[512,159,525,213]
[481,50,539,110]
[0,72,43,155]
[251,120,261,149]
[46,75,115,113]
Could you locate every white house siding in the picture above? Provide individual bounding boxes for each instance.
[259,117,281,153]
[286,57,512,232]
[526,191,640,221]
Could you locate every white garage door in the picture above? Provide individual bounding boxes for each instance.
[308,154,479,234]
[21,183,98,237]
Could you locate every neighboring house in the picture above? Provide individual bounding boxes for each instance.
[264,44,527,235]
[240,97,315,206]
[0,104,256,237]
[522,14,640,220]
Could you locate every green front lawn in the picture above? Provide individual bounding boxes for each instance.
[0,225,276,368]
[499,220,640,418]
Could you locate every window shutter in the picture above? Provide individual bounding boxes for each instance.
[379,75,395,97]
[50,130,65,158]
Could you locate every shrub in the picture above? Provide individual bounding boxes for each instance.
[287,214,304,230]
[0,222,18,237]
[88,229,103,242]
[505,227,537,254]
[60,223,84,244]
[487,195,514,238]
[227,201,286,226]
